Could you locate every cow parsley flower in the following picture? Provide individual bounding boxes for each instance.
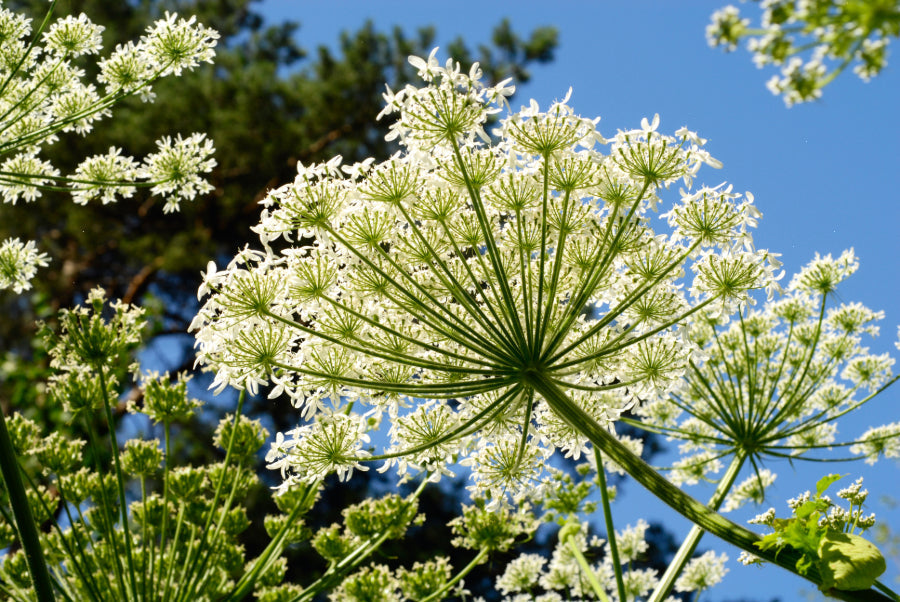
[615,518,650,563]
[722,469,776,512]
[42,13,104,57]
[141,12,218,77]
[97,40,156,97]
[140,133,216,212]
[496,554,547,595]
[265,413,371,487]
[70,147,140,205]
[0,153,60,204]
[851,422,900,464]
[707,6,749,51]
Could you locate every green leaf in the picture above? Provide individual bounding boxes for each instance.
[817,532,887,592]
[796,500,820,519]
[815,474,843,498]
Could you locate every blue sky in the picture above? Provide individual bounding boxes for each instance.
[256,2,900,599]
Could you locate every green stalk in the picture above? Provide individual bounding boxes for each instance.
[451,144,529,351]
[140,475,149,601]
[177,391,246,601]
[97,364,138,598]
[21,469,100,599]
[594,448,626,602]
[0,408,56,601]
[421,549,489,602]
[874,580,900,602]
[567,536,610,602]
[526,372,890,601]
[646,452,746,602]
[151,422,173,601]
[81,413,128,597]
[160,505,189,602]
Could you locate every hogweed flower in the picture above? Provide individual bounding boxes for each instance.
[708,0,899,105]
[0,4,218,210]
[193,49,777,505]
[0,237,49,293]
[633,250,898,602]
[635,249,898,509]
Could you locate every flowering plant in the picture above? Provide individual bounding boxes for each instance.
[708,0,899,105]
[0,2,897,600]
[194,50,775,503]
[192,46,897,599]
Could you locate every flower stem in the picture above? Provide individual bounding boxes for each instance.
[225,482,315,601]
[178,390,246,602]
[874,580,900,602]
[526,371,890,601]
[566,535,610,602]
[97,364,139,597]
[594,448,626,602]
[647,452,746,602]
[0,407,56,601]
[421,548,489,602]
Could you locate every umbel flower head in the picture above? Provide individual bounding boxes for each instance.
[0,5,218,211]
[634,249,898,510]
[707,1,897,106]
[0,237,49,293]
[192,49,777,501]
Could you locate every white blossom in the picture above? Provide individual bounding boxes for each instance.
[0,237,50,293]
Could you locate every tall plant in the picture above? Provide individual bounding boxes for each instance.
[1,2,898,599]
[192,49,896,597]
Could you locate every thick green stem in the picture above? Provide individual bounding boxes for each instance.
[0,408,56,601]
[526,372,890,601]
[647,452,746,602]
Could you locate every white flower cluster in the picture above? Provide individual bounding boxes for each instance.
[193,49,777,500]
[722,469,776,512]
[707,1,896,105]
[493,520,723,601]
[673,550,729,593]
[0,237,49,293]
[851,422,900,465]
[638,249,897,499]
[0,5,218,210]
